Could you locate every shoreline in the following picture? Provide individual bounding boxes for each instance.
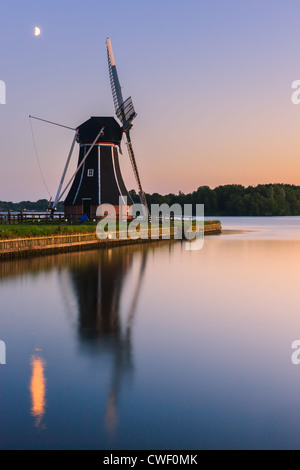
[0,222,222,260]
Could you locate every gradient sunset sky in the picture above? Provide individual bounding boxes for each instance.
[1,0,300,201]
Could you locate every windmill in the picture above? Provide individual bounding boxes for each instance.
[29,38,147,220]
[106,38,148,211]
[63,116,133,220]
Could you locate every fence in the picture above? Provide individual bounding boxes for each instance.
[0,211,65,224]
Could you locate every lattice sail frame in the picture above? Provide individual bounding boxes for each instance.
[106,38,148,212]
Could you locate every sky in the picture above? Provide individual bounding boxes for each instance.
[2,0,300,201]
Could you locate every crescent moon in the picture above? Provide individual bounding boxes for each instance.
[34,27,41,36]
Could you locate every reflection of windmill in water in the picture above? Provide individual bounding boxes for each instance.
[60,246,148,437]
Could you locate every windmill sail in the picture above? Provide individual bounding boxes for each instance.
[116,97,136,132]
[106,38,148,211]
[125,135,148,208]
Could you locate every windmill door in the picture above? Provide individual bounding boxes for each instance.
[82,198,91,219]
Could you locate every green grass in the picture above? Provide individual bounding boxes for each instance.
[0,220,221,239]
[0,224,98,239]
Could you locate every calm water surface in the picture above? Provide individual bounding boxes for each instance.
[1,217,300,450]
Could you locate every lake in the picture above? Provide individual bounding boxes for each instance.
[1,217,300,450]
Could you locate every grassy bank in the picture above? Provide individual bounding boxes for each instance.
[0,220,220,239]
[0,224,97,239]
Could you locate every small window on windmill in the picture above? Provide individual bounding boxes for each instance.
[87,169,94,177]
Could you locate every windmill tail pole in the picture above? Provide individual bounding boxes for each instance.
[125,132,148,212]
[50,130,78,213]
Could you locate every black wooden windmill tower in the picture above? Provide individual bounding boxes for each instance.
[36,38,148,220]
[63,115,132,220]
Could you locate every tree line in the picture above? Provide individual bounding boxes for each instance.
[2,183,300,216]
[131,184,300,216]
[0,199,64,212]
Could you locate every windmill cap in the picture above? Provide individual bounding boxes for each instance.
[76,117,122,144]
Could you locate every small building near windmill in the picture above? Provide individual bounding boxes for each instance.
[64,116,133,220]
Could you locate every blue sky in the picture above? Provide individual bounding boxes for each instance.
[2,1,300,201]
